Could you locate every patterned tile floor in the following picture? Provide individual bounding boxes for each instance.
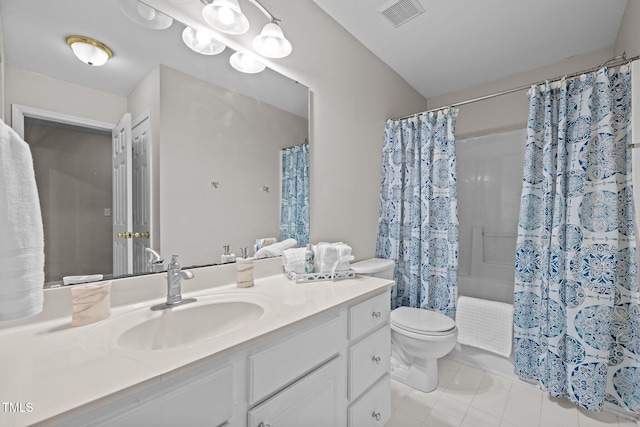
[385,358,638,427]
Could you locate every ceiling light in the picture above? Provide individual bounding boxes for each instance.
[229,51,265,73]
[182,27,226,55]
[118,0,173,30]
[65,36,113,66]
[252,21,292,58]
[202,0,250,35]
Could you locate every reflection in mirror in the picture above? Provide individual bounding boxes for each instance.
[1,0,309,287]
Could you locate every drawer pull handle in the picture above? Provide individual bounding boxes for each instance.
[372,311,381,319]
[372,356,381,365]
[258,423,271,427]
[372,411,382,421]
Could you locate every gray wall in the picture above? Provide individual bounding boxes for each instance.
[26,121,112,283]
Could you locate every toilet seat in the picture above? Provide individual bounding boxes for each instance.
[391,307,456,336]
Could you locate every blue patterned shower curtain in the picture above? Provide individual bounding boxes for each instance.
[514,66,639,412]
[376,109,459,317]
[280,144,309,245]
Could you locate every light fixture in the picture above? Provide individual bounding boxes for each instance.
[252,21,291,58]
[66,36,113,66]
[229,51,265,73]
[118,0,173,30]
[200,0,292,58]
[202,0,250,35]
[182,27,226,55]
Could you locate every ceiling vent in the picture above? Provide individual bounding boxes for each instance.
[379,0,424,28]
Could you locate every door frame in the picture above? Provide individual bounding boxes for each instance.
[11,104,114,139]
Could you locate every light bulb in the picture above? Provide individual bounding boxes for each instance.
[229,51,265,73]
[137,2,157,20]
[217,6,235,25]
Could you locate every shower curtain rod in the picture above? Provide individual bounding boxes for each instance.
[281,141,309,150]
[391,54,640,121]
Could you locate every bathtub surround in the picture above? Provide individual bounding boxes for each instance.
[279,143,310,246]
[0,119,44,321]
[376,109,459,317]
[514,65,639,413]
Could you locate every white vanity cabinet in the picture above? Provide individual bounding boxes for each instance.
[58,290,390,427]
[347,291,392,426]
[61,363,235,427]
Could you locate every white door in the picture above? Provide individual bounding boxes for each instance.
[132,113,152,274]
[113,113,133,276]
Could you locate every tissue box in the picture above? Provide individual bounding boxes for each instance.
[70,281,112,327]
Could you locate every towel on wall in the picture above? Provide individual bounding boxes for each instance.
[0,119,45,320]
[456,296,514,357]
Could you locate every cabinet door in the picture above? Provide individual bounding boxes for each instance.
[247,356,347,427]
[62,365,233,427]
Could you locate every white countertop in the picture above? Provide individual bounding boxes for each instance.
[0,270,393,427]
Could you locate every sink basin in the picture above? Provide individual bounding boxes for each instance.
[118,300,264,351]
[82,293,271,352]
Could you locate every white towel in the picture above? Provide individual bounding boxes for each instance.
[0,119,45,320]
[456,296,514,357]
[255,238,298,259]
[315,242,353,273]
[282,247,306,274]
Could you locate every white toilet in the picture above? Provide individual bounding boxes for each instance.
[351,258,458,393]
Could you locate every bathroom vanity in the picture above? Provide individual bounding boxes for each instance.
[0,259,393,427]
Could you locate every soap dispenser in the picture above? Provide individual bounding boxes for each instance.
[236,247,254,288]
[221,245,236,264]
[305,243,315,274]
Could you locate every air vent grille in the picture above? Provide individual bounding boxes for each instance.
[379,0,424,27]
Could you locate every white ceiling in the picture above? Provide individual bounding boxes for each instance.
[312,0,629,99]
[0,0,309,118]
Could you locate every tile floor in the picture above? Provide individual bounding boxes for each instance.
[385,358,639,427]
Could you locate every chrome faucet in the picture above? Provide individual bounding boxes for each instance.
[145,247,165,273]
[150,255,196,311]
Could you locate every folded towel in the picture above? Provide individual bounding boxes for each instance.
[456,296,514,357]
[315,242,353,273]
[282,247,306,274]
[0,119,45,320]
[255,238,298,259]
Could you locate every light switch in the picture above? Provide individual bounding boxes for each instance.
[104,208,111,217]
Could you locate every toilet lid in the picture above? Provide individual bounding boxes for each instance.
[391,307,456,335]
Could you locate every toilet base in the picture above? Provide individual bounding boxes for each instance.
[390,356,439,393]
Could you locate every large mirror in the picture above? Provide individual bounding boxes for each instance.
[1,0,309,286]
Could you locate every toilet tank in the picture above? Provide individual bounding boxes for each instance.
[351,258,395,280]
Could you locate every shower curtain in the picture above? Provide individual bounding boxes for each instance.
[514,66,640,412]
[376,109,459,317]
[280,144,310,245]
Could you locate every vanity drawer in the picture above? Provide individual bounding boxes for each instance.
[348,374,391,427]
[248,313,346,404]
[248,356,346,427]
[349,325,390,400]
[349,291,390,341]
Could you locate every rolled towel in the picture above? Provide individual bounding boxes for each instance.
[255,238,298,259]
[282,247,306,274]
